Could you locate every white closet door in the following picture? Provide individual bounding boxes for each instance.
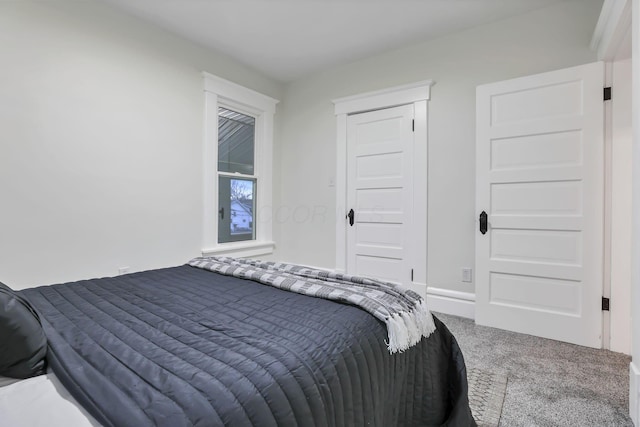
[346,104,414,286]
[475,62,604,348]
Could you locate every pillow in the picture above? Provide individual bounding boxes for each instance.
[0,282,47,378]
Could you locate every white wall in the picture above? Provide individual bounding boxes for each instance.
[274,0,602,294]
[0,1,283,289]
[0,0,605,297]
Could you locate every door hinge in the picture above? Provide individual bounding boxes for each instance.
[602,297,610,311]
[604,87,612,101]
[411,269,414,281]
[412,119,415,132]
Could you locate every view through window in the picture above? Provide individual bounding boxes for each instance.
[218,107,256,243]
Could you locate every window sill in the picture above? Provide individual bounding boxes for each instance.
[202,241,275,259]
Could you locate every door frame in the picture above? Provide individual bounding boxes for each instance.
[332,80,433,295]
[590,0,632,355]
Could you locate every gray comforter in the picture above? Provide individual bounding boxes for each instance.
[21,265,475,426]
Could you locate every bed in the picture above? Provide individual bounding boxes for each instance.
[2,258,475,426]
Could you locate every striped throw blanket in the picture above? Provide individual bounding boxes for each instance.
[188,256,436,353]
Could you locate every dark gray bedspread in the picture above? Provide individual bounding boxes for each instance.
[21,265,475,427]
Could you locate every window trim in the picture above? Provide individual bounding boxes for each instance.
[202,72,278,258]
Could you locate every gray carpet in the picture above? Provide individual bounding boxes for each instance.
[435,313,633,427]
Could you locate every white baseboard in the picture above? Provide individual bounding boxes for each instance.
[426,286,475,320]
[630,362,640,425]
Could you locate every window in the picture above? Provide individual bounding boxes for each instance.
[203,73,278,257]
[217,108,256,243]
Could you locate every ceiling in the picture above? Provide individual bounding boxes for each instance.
[99,0,574,83]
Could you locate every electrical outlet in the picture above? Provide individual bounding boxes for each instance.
[462,268,472,283]
[118,267,130,275]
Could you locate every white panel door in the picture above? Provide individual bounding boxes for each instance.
[347,104,414,286]
[476,62,604,348]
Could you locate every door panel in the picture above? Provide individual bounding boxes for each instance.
[357,153,403,179]
[489,79,583,124]
[490,131,583,170]
[347,104,414,285]
[491,181,583,217]
[489,273,581,315]
[355,255,403,283]
[476,62,604,348]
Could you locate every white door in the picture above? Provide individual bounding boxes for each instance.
[346,104,414,286]
[475,62,604,348]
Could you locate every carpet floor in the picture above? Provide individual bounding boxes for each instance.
[435,313,632,427]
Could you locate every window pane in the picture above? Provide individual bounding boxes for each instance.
[218,107,255,175]
[218,177,256,243]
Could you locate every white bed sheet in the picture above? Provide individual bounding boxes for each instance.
[0,371,100,427]
[0,376,21,388]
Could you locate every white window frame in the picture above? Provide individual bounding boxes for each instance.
[202,72,278,258]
